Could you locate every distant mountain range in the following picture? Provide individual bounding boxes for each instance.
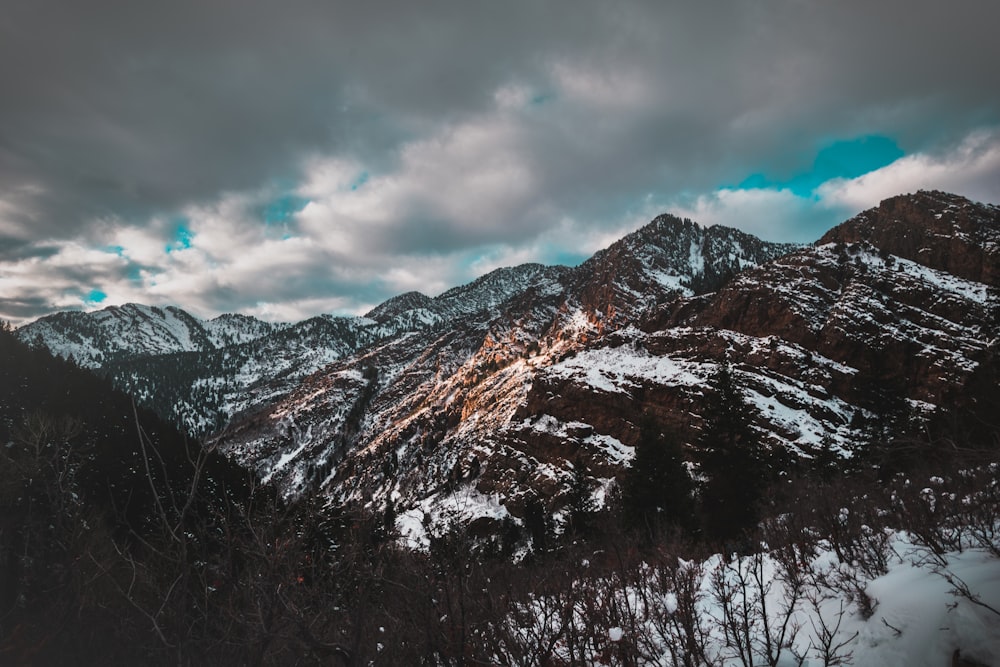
[18,190,1000,537]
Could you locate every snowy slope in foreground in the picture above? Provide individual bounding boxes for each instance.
[494,533,1000,667]
[710,537,1000,667]
[854,546,999,666]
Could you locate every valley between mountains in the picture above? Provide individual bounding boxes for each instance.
[18,189,1000,543]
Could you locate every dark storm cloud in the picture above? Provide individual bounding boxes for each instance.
[2,0,995,229]
[1,0,999,324]
[0,239,61,263]
[0,0,610,234]
[0,295,55,322]
[1,1,349,232]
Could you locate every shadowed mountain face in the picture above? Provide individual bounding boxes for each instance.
[17,192,1000,536]
[0,323,253,539]
[18,213,795,437]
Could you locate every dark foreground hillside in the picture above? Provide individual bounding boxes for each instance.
[3,191,1000,664]
[0,323,257,664]
[2,320,999,665]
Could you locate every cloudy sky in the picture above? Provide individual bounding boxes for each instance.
[2,0,999,325]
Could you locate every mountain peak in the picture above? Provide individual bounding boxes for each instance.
[646,212,700,233]
[575,214,800,323]
[819,190,1000,285]
[365,291,435,323]
[15,192,1000,535]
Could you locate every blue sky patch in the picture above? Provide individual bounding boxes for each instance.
[166,218,194,253]
[85,289,107,304]
[546,248,589,267]
[737,135,905,197]
[350,171,369,191]
[531,92,556,107]
[262,194,310,225]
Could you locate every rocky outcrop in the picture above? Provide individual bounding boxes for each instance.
[22,192,1000,534]
[673,192,999,409]
[820,190,1000,285]
[208,193,998,538]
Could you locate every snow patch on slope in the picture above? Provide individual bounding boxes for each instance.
[545,344,712,394]
[396,485,514,551]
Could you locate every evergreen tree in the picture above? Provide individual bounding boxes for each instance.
[372,497,397,544]
[812,436,841,481]
[697,363,766,544]
[622,417,694,539]
[564,463,597,537]
[849,349,916,475]
[522,494,552,554]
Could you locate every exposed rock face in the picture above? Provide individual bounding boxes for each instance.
[673,191,999,407]
[819,190,1000,285]
[210,192,999,541]
[18,192,1000,538]
[211,215,800,519]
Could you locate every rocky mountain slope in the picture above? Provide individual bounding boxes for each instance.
[18,191,998,540]
[18,215,793,437]
[214,191,999,541]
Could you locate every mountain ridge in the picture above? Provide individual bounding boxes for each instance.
[16,191,1000,539]
[18,216,795,434]
[211,191,998,538]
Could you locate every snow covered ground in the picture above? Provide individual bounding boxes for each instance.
[502,532,1000,666]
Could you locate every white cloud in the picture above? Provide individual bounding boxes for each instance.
[669,187,830,243]
[108,223,173,266]
[817,129,1000,211]
[295,94,545,257]
[411,120,535,216]
[0,239,137,314]
[297,156,369,202]
[242,296,362,324]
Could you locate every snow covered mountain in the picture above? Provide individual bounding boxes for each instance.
[17,303,287,368]
[17,191,999,540]
[18,214,793,438]
[214,191,999,541]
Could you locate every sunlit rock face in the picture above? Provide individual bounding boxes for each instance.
[210,192,999,534]
[20,192,1000,535]
[211,213,802,520]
